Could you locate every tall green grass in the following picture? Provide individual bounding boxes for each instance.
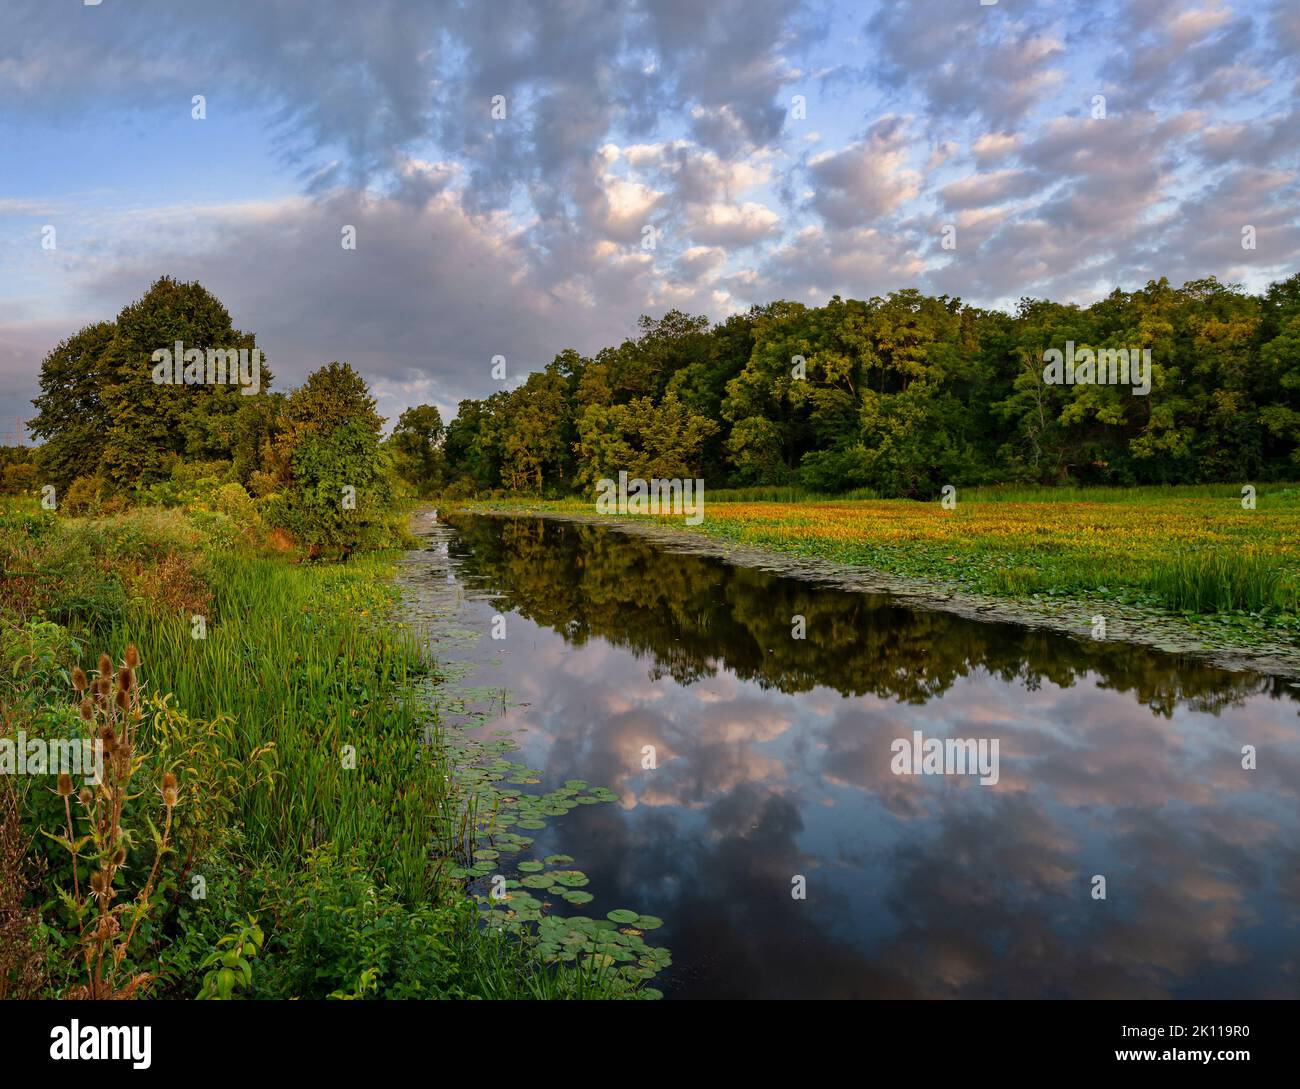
[1146,547,1299,614]
[106,552,441,896]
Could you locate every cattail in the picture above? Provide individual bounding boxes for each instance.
[124,644,140,669]
[57,772,73,797]
[72,666,88,691]
[161,771,178,808]
[98,653,112,678]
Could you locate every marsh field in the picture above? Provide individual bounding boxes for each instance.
[4,483,1298,1000]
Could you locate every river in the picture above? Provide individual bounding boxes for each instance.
[398,510,1300,999]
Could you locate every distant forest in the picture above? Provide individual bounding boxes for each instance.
[11,272,1300,511]
[439,274,1300,498]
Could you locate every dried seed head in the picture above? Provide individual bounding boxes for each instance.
[98,653,112,678]
[114,688,127,711]
[161,771,179,808]
[113,846,126,866]
[77,786,94,807]
[72,666,88,692]
[57,772,73,797]
[124,644,140,669]
[96,676,111,699]
[79,698,93,721]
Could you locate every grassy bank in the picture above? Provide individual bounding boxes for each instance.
[457,483,1300,649]
[0,497,647,999]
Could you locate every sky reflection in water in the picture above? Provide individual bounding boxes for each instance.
[420,514,1300,999]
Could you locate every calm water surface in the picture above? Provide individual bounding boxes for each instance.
[406,513,1300,999]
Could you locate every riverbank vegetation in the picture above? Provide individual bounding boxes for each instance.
[0,495,658,999]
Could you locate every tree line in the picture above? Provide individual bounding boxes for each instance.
[15,273,1300,533]
[439,274,1300,498]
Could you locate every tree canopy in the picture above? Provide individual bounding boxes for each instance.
[439,275,1300,498]
[28,278,397,556]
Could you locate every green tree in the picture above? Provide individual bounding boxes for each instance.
[265,363,395,557]
[29,321,116,493]
[574,392,717,490]
[388,404,445,497]
[97,277,269,489]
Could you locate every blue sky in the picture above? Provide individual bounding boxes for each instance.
[1,0,1298,439]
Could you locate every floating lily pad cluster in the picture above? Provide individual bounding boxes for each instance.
[429,680,669,995]
[400,533,671,996]
[476,855,670,996]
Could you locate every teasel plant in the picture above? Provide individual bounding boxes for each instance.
[49,645,179,1000]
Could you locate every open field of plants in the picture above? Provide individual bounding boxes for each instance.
[462,482,1300,642]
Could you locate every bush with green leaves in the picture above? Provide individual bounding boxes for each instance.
[197,916,264,1000]
[251,846,476,1000]
[264,418,398,556]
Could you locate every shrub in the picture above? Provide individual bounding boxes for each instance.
[213,481,256,521]
[253,845,475,999]
[62,475,103,516]
[0,461,36,497]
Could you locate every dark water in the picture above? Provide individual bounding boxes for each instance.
[415,512,1300,999]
